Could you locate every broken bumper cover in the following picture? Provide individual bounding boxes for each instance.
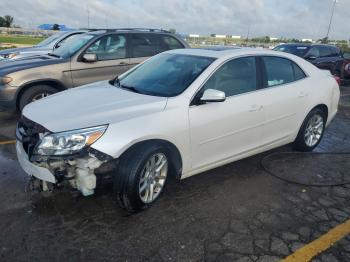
[16,142,56,183]
[15,116,115,196]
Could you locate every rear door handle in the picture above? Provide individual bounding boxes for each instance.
[119,61,128,66]
[249,104,263,112]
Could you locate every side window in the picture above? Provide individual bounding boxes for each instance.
[201,57,257,97]
[85,34,127,60]
[319,47,332,58]
[330,47,340,57]
[293,63,307,81]
[131,34,157,58]
[307,47,320,58]
[159,35,184,52]
[263,57,295,87]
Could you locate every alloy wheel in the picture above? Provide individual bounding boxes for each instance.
[139,153,168,204]
[304,114,324,147]
[31,92,51,102]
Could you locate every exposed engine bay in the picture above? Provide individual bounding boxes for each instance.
[16,116,113,196]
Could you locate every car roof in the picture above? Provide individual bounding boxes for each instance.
[278,43,339,48]
[165,47,275,58]
[79,28,172,35]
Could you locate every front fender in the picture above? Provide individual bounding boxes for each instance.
[90,106,192,174]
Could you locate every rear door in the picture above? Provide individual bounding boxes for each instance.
[70,34,131,87]
[260,56,309,146]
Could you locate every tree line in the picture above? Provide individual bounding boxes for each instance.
[0,15,14,27]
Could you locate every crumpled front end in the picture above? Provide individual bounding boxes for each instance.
[16,116,113,196]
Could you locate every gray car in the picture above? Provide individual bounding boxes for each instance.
[0,29,190,111]
[0,30,87,61]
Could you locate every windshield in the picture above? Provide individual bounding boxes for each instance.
[36,33,64,47]
[117,53,215,97]
[52,34,95,58]
[273,45,311,57]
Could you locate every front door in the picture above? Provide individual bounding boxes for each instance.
[189,56,265,170]
[70,34,131,87]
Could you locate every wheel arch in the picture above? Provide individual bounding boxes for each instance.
[118,139,183,179]
[313,104,328,120]
[295,103,329,141]
[15,79,67,110]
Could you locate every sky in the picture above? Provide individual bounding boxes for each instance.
[0,0,349,40]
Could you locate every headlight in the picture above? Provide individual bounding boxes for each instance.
[0,52,18,59]
[35,125,108,156]
[0,76,13,85]
[8,52,19,59]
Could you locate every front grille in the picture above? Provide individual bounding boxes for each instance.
[16,116,49,158]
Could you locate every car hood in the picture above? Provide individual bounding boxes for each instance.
[0,55,66,75]
[0,46,35,55]
[22,81,168,132]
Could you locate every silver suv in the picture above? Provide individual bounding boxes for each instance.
[0,30,87,60]
[0,29,189,111]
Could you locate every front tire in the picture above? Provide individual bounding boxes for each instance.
[294,108,327,152]
[114,143,169,213]
[19,85,57,111]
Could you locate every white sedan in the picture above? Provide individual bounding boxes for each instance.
[16,48,340,212]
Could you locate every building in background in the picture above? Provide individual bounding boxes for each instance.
[302,38,314,43]
[214,34,226,38]
[37,24,74,31]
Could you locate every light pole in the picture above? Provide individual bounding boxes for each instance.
[87,5,90,29]
[326,0,338,39]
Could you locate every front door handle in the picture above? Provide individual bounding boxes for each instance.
[119,61,128,66]
[249,104,263,112]
[298,92,309,98]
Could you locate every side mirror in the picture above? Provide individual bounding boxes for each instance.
[305,55,317,60]
[200,89,226,103]
[82,53,97,63]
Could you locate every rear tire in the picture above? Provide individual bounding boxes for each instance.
[19,85,57,111]
[294,108,327,152]
[114,143,169,213]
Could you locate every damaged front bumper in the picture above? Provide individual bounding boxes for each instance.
[16,116,115,196]
[16,141,111,196]
[17,141,56,183]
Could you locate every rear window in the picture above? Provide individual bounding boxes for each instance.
[130,34,185,58]
[130,34,158,58]
[263,56,306,87]
[273,45,310,57]
[160,35,184,50]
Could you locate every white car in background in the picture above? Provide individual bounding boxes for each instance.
[16,48,340,212]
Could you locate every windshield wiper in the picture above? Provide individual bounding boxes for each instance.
[114,76,120,87]
[120,84,141,94]
[47,53,61,58]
